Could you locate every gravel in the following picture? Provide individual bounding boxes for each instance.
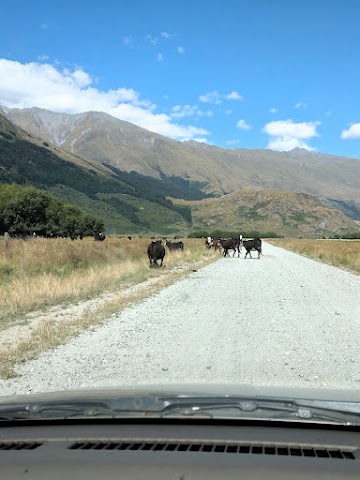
[1,242,359,396]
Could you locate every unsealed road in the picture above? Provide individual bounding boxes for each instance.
[1,242,360,395]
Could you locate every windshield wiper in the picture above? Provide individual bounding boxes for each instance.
[1,395,360,425]
[156,396,360,425]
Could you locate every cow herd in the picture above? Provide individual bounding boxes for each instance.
[206,236,262,259]
[147,235,262,268]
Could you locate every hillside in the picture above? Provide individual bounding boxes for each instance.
[0,114,208,234]
[175,188,358,237]
[2,106,360,220]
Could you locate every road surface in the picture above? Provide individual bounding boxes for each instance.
[1,242,359,396]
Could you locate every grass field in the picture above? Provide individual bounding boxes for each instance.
[268,238,360,273]
[0,235,220,378]
[0,236,217,330]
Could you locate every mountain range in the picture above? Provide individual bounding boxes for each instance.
[0,106,359,236]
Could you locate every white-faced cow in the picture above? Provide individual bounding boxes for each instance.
[241,237,262,259]
[94,232,105,241]
[147,240,166,268]
[164,239,184,251]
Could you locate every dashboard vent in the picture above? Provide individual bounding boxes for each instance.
[0,442,42,451]
[69,441,355,459]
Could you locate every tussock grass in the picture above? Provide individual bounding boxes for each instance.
[268,238,360,273]
[0,238,217,378]
[0,236,217,330]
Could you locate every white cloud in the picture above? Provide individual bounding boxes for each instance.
[264,119,320,139]
[177,46,185,54]
[157,53,164,62]
[171,104,213,119]
[146,34,158,45]
[295,102,307,109]
[0,58,209,142]
[270,107,277,113]
[267,136,316,151]
[199,90,243,104]
[225,110,232,115]
[236,119,251,130]
[226,91,243,100]
[341,123,360,139]
[161,32,172,39]
[263,119,320,151]
[199,91,221,104]
[37,55,49,62]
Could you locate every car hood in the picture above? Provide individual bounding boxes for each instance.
[1,382,359,405]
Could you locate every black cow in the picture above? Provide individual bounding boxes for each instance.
[241,237,262,259]
[222,238,240,257]
[147,240,166,268]
[94,232,105,241]
[165,239,184,251]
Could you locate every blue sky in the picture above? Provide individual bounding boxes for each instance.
[1,0,360,157]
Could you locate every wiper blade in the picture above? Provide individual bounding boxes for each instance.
[0,401,132,421]
[1,394,360,425]
[156,396,360,425]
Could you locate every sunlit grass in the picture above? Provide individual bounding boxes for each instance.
[0,236,219,378]
[268,238,360,273]
[0,236,217,330]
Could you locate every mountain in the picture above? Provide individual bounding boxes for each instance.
[174,189,357,237]
[0,113,208,234]
[2,106,360,221]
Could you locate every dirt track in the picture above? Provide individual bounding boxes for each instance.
[1,242,359,396]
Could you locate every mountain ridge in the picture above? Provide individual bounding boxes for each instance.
[2,106,359,223]
[0,107,359,236]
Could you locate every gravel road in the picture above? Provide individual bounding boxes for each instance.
[1,242,360,396]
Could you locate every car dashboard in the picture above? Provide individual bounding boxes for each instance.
[1,419,360,479]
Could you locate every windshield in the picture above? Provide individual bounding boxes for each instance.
[0,0,360,424]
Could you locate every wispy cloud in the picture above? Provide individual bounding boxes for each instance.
[263,119,320,151]
[161,32,172,39]
[145,34,158,45]
[157,53,164,62]
[236,119,251,130]
[199,91,221,104]
[37,55,49,62]
[171,104,213,118]
[341,123,360,139]
[199,90,243,104]
[270,107,277,113]
[0,59,209,142]
[122,36,133,46]
[177,46,185,54]
[295,102,307,109]
[225,139,241,146]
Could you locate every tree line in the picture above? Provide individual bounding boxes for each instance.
[0,183,104,238]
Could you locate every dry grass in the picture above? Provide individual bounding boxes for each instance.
[0,236,216,329]
[0,240,217,378]
[268,238,360,273]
